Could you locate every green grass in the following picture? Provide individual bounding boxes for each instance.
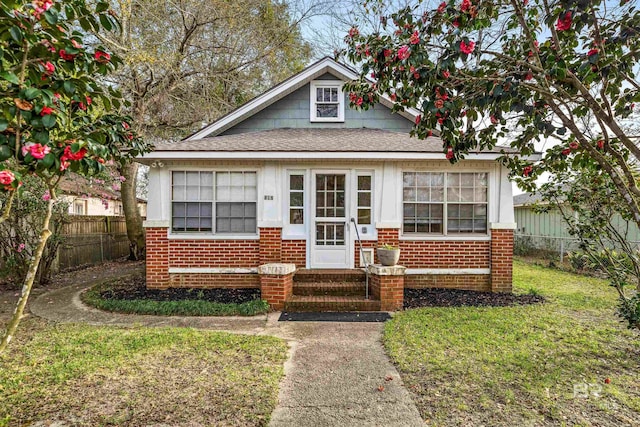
[385,258,640,426]
[82,285,270,316]
[0,319,287,426]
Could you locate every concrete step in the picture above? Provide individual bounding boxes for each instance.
[284,295,381,312]
[294,268,366,283]
[293,281,366,297]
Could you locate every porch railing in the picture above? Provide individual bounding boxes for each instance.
[350,218,370,300]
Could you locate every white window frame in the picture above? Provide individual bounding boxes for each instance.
[287,171,305,226]
[355,171,373,226]
[401,171,489,237]
[169,169,258,237]
[309,80,345,122]
[73,200,86,215]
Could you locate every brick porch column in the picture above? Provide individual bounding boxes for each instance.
[490,224,515,293]
[144,223,169,289]
[368,264,406,311]
[259,227,282,264]
[259,263,295,310]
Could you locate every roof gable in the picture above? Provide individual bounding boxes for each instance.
[184,57,420,140]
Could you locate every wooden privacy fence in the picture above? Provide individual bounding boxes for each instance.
[56,216,134,270]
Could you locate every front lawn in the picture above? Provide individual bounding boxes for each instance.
[0,319,287,426]
[385,259,640,426]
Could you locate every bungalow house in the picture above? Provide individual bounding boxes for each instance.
[138,57,522,312]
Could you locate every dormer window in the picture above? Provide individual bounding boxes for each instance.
[310,80,344,122]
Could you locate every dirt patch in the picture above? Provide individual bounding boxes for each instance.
[404,288,545,309]
[99,274,261,304]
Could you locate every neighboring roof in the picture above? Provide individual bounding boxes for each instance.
[155,128,516,154]
[59,173,146,203]
[183,56,422,140]
[513,192,544,207]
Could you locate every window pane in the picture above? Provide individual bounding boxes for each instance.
[358,175,371,190]
[200,186,213,200]
[447,187,460,202]
[217,218,230,232]
[173,171,186,185]
[245,219,256,232]
[317,104,338,118]
[476,172,488,186]
[245,187,257,201]
[403,188,416,202]
[331,87,339,102]
[186,203,199,216]
[461,173,475,186]
[431,204,443,219]
[430,173,444,186]
[245,172,257,186]
[230,186,244,201]
[200,203,212,217]
[173,218,185,230]
[245,203,256,217]
[431,187,444,202]
[186,217,200,230]
[200,172,213,186]
[290,175,304,191]
[231,172,244,186]
[217,172,230,186]
[417,188,429,202]
[217,187,230,201]
[358,208,371,224]
[403,172,415,186]
[447,173,460,186]
[217,202,230,217]
[173,203,185,217]
[357,192,371,207]
[290,192,303,207]
[316,88,323,102]
[461,188,475,202]
[475,188,487,202]
[323,88,331,102]
[230,218,244,232]
[416,172,429,187]
[230,203,244,217]
[290,208,304,224]
[403,204,415,217]
[186,171,199,186]
[172,186,185,201]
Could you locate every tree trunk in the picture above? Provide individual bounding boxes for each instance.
[119,161,145,260]
[0,187,54,353]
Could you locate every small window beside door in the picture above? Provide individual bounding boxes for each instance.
[356,174,372,225]
[289,174,304,225]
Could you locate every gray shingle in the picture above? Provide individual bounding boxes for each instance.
[154,128,516,153]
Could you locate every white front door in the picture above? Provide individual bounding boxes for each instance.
[310,171,351,268]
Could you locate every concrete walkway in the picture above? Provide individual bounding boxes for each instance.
[31,279,424,427]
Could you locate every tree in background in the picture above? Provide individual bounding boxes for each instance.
[97,0,320,259]
[342,0,639,329]
[0,0,150,351]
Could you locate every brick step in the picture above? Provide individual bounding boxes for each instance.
[294,268,366,283]
[293,281,366,296]
[284,295,381,312]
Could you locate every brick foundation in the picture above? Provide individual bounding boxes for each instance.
[146,227,169,289]
[260,228,282,264]
[405,274,491,291]
[369,265,405,311]
[282,239,306,267]
[491,228,514,292]
[259,264,296,310]
[168,273,259,288]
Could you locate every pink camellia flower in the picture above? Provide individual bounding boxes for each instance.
[437,2,446,13]
[43,61,55,75]
[42,191,51,201]
[94,51,111,63]
[59,49,76,61]
[410,30,420,45]
[348,27,359,38]
[397,45,410,60]
[32,0,53,18]
[452,18,460,27]
[21,143,34,157]
[460,40,475,54]
[40,106,54,116]
[461,0,471,12]
[596,139,604,149]
[356,97,363,106]
[0,170,16,185]
[17,243,25,253]
[122,121,130,130]
[490,115,499,124]
[446,147,454,160]
[556,11,572,31]
[28,143,51,159]
[569,141,579,150]
[434,99,444,109]
[562,148,571,156]
[415,114,421,125]
[587,48,598,56]
[442,70,451,78]
[523,165,533,177]
[524,71,533,81]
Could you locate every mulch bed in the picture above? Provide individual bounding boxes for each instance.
[99,275,261,304]
[404,288,545,308]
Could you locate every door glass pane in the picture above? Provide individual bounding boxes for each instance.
[290,175,303,190]
[358,175,371,190]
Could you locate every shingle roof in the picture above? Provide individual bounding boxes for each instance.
[154,128,516,153]
[513,192,543,206]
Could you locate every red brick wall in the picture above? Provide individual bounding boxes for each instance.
[261,273,294,310]
[168,273,259,288]
[146,227,169,289]
[399,240,490,268]
[260,227,282,264]
[405,274,491,291]
[377,228,400,246]
[169,239,259,268]
[282,239,306,267]
[491,228,514,292]
[370,274,404,311]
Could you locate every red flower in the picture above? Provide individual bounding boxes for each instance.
[523,0,529,5]
[389,93,397,102]
[410,30,420,45]
[437,2,446,13]
[0,170,16,185]
[355,97,363,106]
[397,45,410,60]
[383,49,392,58]
[27,143,51,160]
[413,72,420,79]
[490,115,498,124]
[523,165,533,177]
[40,106,54,116]
[122,121,130,130]
[596,139,604,149]
[460,40,475,54]
[415,114,421,125]
[71,39,83,50]
[442,70,450,78]
[427,130,433,137]
[85,95,92,105]
[556,11,572,31]
[126,133,134,140]
[62,145,87,162]
[604,378,611,384]
[524,71,533,81]
[43,61,55,75]
[78,101,86,111]
[461,0,471,12]
[59,49,76,61]
[94,50,111,63]
[562,148,571,156]
[438,117,445,124]
[446,147,454,160]
[569,141,579,150]
[587,48,598,56]
[348,27,359,38]
[452,19,460,27]
[434,99,444,109]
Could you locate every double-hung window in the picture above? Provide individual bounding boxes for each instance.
[402,172,488,235]
[310,81,344,122]
[171,171,257,234]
